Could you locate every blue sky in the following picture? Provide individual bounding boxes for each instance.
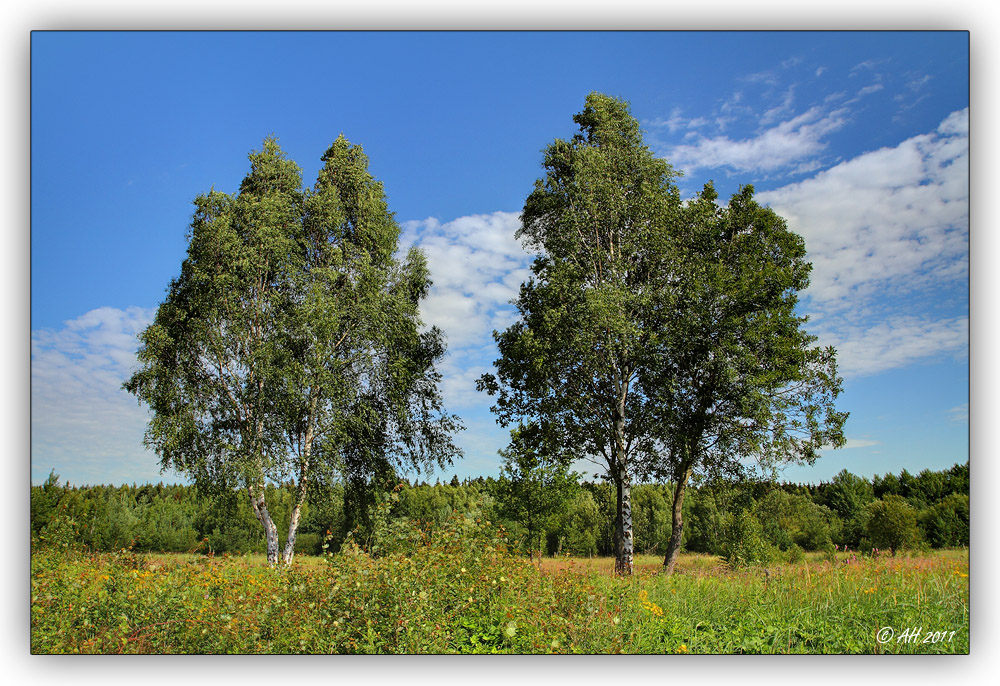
[30,31,969,487]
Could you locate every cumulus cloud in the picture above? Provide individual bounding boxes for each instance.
[400,212,531,347]
[758,108,969,378]
[667,106,849,174]
[758,108,968,310]
[399,211,534,409]
[31,306,165,485]
[812,315,968,379]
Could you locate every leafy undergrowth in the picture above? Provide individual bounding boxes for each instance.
[31,517,968,654]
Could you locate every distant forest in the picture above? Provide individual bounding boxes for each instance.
[31,462,968,560]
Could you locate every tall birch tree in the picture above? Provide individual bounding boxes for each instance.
[478,93,679,576]
[480,93,847,576]
[647,182,847,574]
[125,136,461,565]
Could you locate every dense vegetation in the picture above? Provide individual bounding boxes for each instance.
[30,516,969,654]
[32,461,968,563]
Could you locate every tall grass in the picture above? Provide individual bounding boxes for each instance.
[31,518,968,654]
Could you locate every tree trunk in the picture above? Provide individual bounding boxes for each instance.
[248,482,280,565]
[282,452,312,565]
[614,475,634,576]
[612,383,633,576]
[282,399,317,565]
[282,478,308,565]
[662,465,692,574]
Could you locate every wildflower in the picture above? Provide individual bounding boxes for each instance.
[676,644,688,654]
[460,567,467,574]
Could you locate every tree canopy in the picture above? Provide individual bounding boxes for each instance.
[125,136,461,564]
[479,93,682,575]
[479,92,847,575]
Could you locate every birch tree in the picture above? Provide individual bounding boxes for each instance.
[647,182,847,573]
[479,93,847,576]
[478,93,679,575]
[125,136,461,565]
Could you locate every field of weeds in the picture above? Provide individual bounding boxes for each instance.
[31,518,968,654]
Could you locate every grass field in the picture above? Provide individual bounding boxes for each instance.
[31,524,968,654]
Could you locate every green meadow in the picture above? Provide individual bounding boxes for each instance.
[30,517,968,655]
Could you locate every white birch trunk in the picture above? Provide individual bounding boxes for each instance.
[282,397,316,565]
[248,482,280,565]
[612,388,634,576]
[282,472,308,565]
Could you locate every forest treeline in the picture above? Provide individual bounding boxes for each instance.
[31,462,968,562]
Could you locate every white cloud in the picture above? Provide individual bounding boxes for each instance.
[759,85,797,126]
[843,438,880,449]
[31,306,165,485]
[813,315,968,379]
[855,83,885,98]
[946,403,969,424]
[758,108,968,311]
[821,437,881,451]
[647,108,708,135]
[667,105,849,174]
[400,211,534,409]
[758,108,969,378]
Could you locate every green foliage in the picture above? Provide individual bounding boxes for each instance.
[681,485,726,554]
[785,543,805,564]
[478,93,683,574]
[554,491,603,556]
[493,422,581,555]
[123,135,461,564]
[864,495,922,553]
[479,93,847,576]
[31,471,64,540]
[630,485,672,555]
[919,493,969,549]
[31,532,969,654]
[753,489,833,551]
[818,469,874,548]
[29,461,969,562]
[720,510,775,569]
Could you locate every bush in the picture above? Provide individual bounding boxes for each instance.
[785,543,805,564]
[555,492,602,556]
[753,489,833,551]
[864,495,921,554]
[719,510,774,568]
[919,493,969,548]
[682,489,724,554]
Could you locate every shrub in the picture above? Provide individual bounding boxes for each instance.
[719,510,774,568]
[864,495,921,553]
[919,493,969,548]
[754,489,833,551]
[682,489,724,554]
[555,492,602,556]
[785,543,805,564]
